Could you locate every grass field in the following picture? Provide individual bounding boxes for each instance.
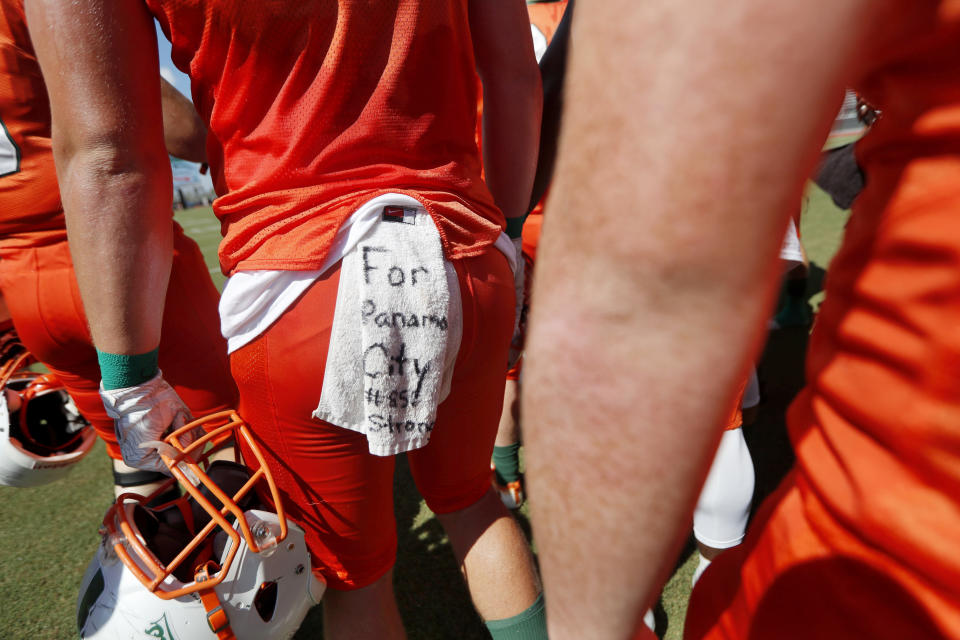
[0,186,849,640]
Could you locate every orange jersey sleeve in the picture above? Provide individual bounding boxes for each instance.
[0,0,67,249]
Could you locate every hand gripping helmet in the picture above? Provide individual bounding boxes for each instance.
[0,333,95,487]
[77,410,325,640]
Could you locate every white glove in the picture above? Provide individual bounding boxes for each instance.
[508,237,525,369]
[99,371,193,474]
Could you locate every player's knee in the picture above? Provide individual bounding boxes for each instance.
[694,429,756,547]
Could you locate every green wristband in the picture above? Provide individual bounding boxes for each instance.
[97,348,159,390]
[505,216,525,240]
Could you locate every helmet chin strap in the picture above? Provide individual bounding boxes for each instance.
[195,561,236,640]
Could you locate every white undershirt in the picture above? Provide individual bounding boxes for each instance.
[219,193,517,353]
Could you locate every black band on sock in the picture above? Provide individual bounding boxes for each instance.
[113,468,168,487]
[786,277,807,297]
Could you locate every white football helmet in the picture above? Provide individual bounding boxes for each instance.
[77,410,325,639]
[0,336,95,487]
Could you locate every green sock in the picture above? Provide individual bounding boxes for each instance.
[774,296,810,327]
[485,593,547,640]
[492,443,522,485]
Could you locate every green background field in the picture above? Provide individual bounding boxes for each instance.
[0,184,849,639]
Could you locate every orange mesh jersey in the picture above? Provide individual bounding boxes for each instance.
[527,0,568,53]
[146,0,503,275]
[687,2,960,638]
[0,0,67,249]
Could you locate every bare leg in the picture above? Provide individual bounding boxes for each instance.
[692,541,730,588]
[111,458,167,498]
[493,379,525,508]
[697,541,727,562]
[437,488,541,620]
[495,379,521,447]
[323,569,406,640]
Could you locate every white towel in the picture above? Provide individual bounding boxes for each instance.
[313,206,462,456]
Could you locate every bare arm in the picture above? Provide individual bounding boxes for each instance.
[470,0,543,225]
[160,77,207,163]
[523,1,880,637]
[27,0,171,356]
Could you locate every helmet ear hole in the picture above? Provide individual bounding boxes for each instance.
[253,581,278,622]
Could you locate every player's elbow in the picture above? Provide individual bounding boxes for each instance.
[163,113,208,163]
[53,124,168,180]
[52,134,172,217]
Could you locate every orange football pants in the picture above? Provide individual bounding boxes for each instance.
[506,211,541,380]
[722,377,748,431]
[230,246,514,590]
[0,228,238,459]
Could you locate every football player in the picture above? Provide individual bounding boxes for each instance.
[493,0,570,510]
[0,0,237,499]
[525,0,960,638]
[27,1,546,639]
